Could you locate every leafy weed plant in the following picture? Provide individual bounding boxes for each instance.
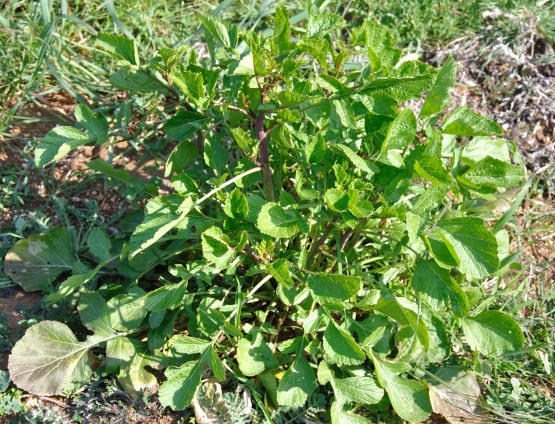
[4,7,529,423]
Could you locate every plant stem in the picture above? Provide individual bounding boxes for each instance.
[307,216,338,265]
[255,110,275,202]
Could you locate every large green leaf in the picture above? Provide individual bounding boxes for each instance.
[373,358,432,423]
[78,293,115,338]
[420,56,456,118]
[167,335,211,355]
[199,15,238,49]
[110,68,168,93]
[457,157,523,190]
[334,144,377,176]
[375,292,430,350]
[96,33,139,65]
[323,323,365,366]
[87,228,112,263]
[330,401,373,423]
[74,104,109,143]
[107,287,147,331]
[334,376,384,406]
[462,137,511,165]
[118,349,160,395]
[352,20,400,70]
[307,273,360,308]
[441,106,503,136]
[461,311,524,356]
[307,13,344,37]
[142,281,187,311]
[237,332,277,377]
[4,228,75,292]
[273,4,292,52]
[319,360,383,407]
[159,359,203,410]
[412,259,469,317]
[127,195,189,255]
[35,126,90,167]
[257,202,301,239]
[377,108,416,167]
[8,321,115,395]
[201,226,236,269]
[277,355,317,407]
[436,217,499,279]
[106,336,136,373]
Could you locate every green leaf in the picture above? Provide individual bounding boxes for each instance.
[203,136,229,173]
[118,349,159,395]
[462,137,511,165]
[199,15,237,49]
[412,259,469,317]
[257,202,301,239]
[224,188,249,220]
[201,226,236,269]
[168,335,211,355]
[274,4,292,52]
[375,292,430,350]
[307,13,344,37]
[74,104,109,143]
[4,228,75,292]
[267,259,294,288]
[171,70,206,107]
[334,376,384,406]
[323,323,365,366]
[308,273,360,308]
[420,56,456,119]
[165,110,206,141]
[127,195,188,255]
[44,271,95,303]
[461,311,524,356]
[159,360,203,410]
[165,141,198,177]
[277,355,317,407]
[377,108,416,167]
[35,126,90,167]
[230,127,258,158]
[298,38,329,69]
[8,321,100,395]
[96,34,139,65]
[106,336,136,373]
[237,332,277,377]
[457,157,523,190]
[78,293,115,338]
[0,370,9,392]
[353,21,401,70]
[331,401,373,424]
[143,281,187,312]
[360,75,434,100]
[436,217,499,279]
[373,358,432,423]
[86,159,136,185]
[107,288,147,331]
[332,100,356,128]
[209,348,226,381]
[441,106,503,136]
[110,68,168,93]
[87,228,112,263]
[334,144,377,176]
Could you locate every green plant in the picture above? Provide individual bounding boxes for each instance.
[0,370,24,417]
[4,7,529,423]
